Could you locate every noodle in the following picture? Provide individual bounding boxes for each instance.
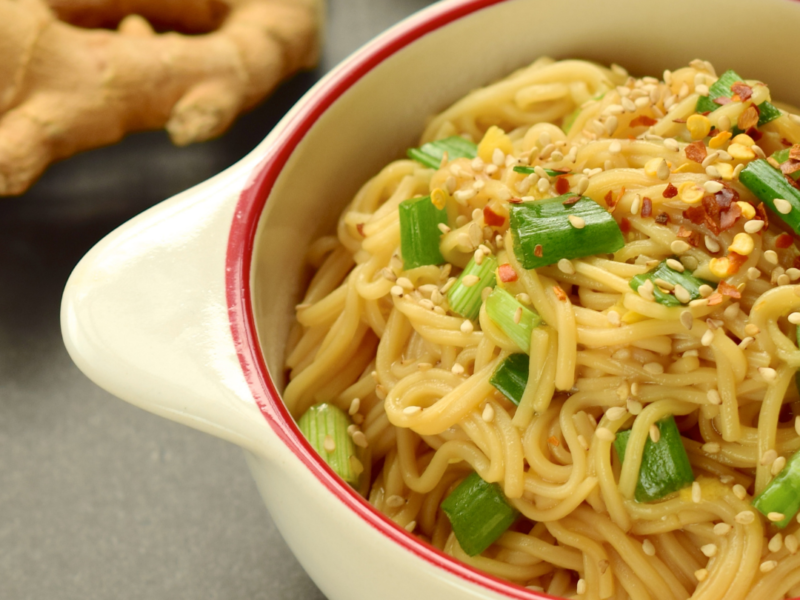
[281,58,800,598]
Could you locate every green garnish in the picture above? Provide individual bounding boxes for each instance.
[771,148,800,181]
[298,403,360,486]
[753,449,800,529]
[695,69,781,129]
[489,354,529,406]
[407,136,477,169]
[739,159,800,235]
[512,166,572,177]
[485,288,542,353]
[509,195,625,269]
[614,416,695,503]
[399,195,448,270]
[629,260,713,307]
[441,472,519,556]
[447,255,498,321]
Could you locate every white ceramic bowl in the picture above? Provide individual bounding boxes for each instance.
[62,1,800,598]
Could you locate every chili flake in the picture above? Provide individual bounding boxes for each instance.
[641,197,653,218]
[497,263,518,283]
[483,206,505,226]
[663,183,678,198]
[776,233,794,249]
[718,281,741,299]
[685,141,708,163]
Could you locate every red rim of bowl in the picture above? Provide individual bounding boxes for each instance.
[224,0,558,597]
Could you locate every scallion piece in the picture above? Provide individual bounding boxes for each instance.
[629,260,713,307]
[447,255,498,320]
[771,148,800,181]
[407,136,477,169]
[696,69,781,128]
[489,354,529,406]
[509,195,625,269]
[399,195,448,270]
[298,403,360,486]
[441,472,519,556]
[485,288,541,353]
[614,416,695,503]
[753,449,800,528]
[739,159,800,234]
[512,166,571,177]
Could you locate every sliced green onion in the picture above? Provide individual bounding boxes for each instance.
[512,166,571,177]
[489,354,529,406]
[629,260,713,307]
[485,287,541,353]
[696,69,781,129]
[509,195,625,269]
[614,416,695,503]
[562,106,582,134]
[739,159,800,235]
[407,136,477,169]
[447,255,498,320]
[441,472,519,556]
[399,195,448,270]
[298,403,360,486]
[771,148,800,181]
[753,449,800,528]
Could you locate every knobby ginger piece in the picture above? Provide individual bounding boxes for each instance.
[0,0,322,195]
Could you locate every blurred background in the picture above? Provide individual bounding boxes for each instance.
[0,1,434,598]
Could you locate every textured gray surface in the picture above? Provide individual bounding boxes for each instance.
[0,1,434,599]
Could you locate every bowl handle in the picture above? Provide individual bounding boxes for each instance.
[61,157,277,456]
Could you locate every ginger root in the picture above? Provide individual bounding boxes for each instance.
[0,0,322,195]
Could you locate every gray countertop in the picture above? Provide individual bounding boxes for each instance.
[0,2,434,598]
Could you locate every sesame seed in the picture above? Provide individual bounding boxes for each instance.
[642,539,656,556]
[453,189,476,204]
[397,277,414,290]
[595,427,616,442]
[451,363,465,375]
[759,367,777,383]
[664,138,680,151]
[568,214,586,229]
[701,329,715,347]
[704,236,721,253]
[403,406,422,415]
[657,160,670,180]
[638,279,655,301]
[461,274,480,287]
[631,382,640,396]
[786,534,799,554]
[774,199,793,214]
[516,293,532,305]
[650,424,661,443]
[577,579,587,595]
[323,435,336,453]
[644,362,664,375]
[349,398,361,415]
[703,180,724,194]
[352,431,368,448]
[558,258,575,275]
[673,284,691,304]
[739,336,754,349]
[460,320,474,334]
[714,522,732,536]
[733,485,748,501]
[627,399,643,415]
[772,456,787,475]
[536,177,550,193]
[699,285,714,298]
[386,494,405,508]
[666,258,685,272]
[485,164,498,176]
[513,306,523,324]
[706,166,721,178]
[654,277,674,291]
[679,310,693,330]
[609,140,622,154]
[735,510,754,524]
[692,481,702,503]
[707,390,722,407]
[744,323,760,336]
[671,240,691,254]
[482,403,495,423]
[765,250,779,265]
[769,533,783,553]
[607,406,628,421]
[631,194,641,215]
[702,442,721,454]
[701,543,718,557]
[760,560,778,573]
[724,303,740,320]
[744,220,765,234]
[701,151,720,169]
[391,285,404,297]
[694,569,708,582]
[404,520,417,533]
[761,449,778,466]
[779,274,791,286]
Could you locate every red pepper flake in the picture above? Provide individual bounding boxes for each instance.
[713,96,732,106]
[745,127,763,142]
[686,230,704,248]
[782,138,795,147]
[672,118,688,124]
[701,195,722,235]
[555,176,571,195]
[677,226,693,238]
[715,186,739,209]
[790,145,800,161]
[707,292,724,307]
[534,244,543,258]
[783,160,800,177]
[685,141,708,163]
[548,435,560,447]
[655,212,670,225]
[719,203,742,232]
[683,207,705,225]
[718,280,742,299]
[509,197,523,204]
[756,202,769,229]
[630,115,658,128]
[731,82,753,102]
[641,197,653,218]
[562,195,581,206]
[663,183,678,198]
[497,263,518,283]
[738,105,760,131]
[356,223,366,237]
[483,206,505,226]
[620,217,631,234]
[553,286,567,301]
[604,190,616,210]
[776,233,794,249]
[728,251,748,274]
